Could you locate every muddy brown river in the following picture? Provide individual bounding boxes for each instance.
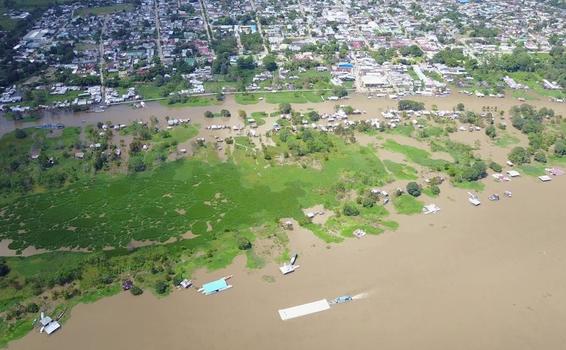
[8,175,566,350]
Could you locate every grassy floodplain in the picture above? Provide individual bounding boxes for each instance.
[0,126,415,345]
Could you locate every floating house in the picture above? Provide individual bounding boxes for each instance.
[278,299,331,321]
[39,313,61,335]
[422,204,440,214]
[198,276,232,295]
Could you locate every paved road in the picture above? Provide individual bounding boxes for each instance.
[154,0,164,62]
[249,0,269,56]
[99,17,109,102]
[198,0,214,54]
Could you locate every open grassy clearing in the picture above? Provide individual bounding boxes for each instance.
[392,194,423,215]
[494,132,521,148]
[234,91,329,105]
[382,139,448,170]
[162,96,219,108]
[77,3,134,16]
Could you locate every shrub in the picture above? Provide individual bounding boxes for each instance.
[25,303,39,313]
[489,161,502,172]
[279,102,292,114]
[555,140,566,157]
[204,111,214,118]
[534,151,547,163]
[155,281,168,295]
[237,237,252,250]
[508,146,530,165]
[485,125,497,139]
[343,203,360,216]
[0,258,10,277]
[429,184,441,196]
[15,128,27,139]
[406,182,421,197]
[130,286,143,296]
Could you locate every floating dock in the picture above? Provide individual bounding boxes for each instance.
[278,299,330,320]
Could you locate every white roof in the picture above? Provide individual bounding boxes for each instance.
[538,175,552,182]
[44,321,61,335]
[506,170,520,177]
[278,299,330,320]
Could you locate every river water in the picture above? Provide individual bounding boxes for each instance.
[8,175,566,350]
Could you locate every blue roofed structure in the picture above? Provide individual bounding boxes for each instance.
[198,276,232,295]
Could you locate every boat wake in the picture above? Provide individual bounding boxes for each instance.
[352,291,370,300]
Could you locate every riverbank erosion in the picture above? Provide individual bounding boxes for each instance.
[8,175,566,350]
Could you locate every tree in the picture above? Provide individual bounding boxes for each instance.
[508,147,530,165]
[25,303,39,313]
[406,182,421,197]
[130,286,143,296]
[534,151,547,163]
[262,54,278,72]
[238,110,247,119]
[398,99,425,111]
[429,184,441,196]
[204,111,214,118]
[332,86,348,98]
[343,203,360,216]
[461,161,487,182]
[0,258,10,277]
[279,102,292,114]
[456,103,465,112]
[555,140,566,157]
[220,109,231,117]
[485,125,497,139]
[155,280,168,295]
[489,161,502,172]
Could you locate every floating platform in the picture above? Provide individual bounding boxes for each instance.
[278,299,330,321]
[198,275,232,295]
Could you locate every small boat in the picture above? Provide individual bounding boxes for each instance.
[56,310,65,321]
[280,254,300,275]
[468,192,481,206]
[488,194,500,201]
[331,295,353,304]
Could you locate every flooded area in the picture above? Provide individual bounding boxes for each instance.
[9,175,566,350]
[2,92,566,136]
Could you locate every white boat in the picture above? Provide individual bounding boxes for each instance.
[468,192,481,206]
[280,254,299,275]
[279,264,300,275]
